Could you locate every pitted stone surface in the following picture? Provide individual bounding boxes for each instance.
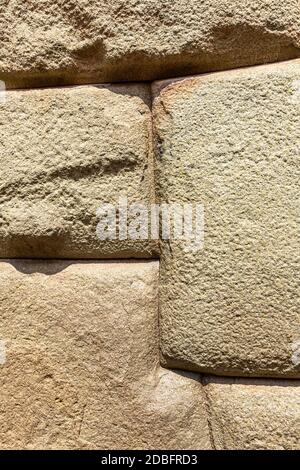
[0,1,299,88]
[204,376,300,450]
[0,84,157,258]
[153,60,300,377]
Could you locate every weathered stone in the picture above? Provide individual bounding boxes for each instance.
[0,84,157,258]
[204,376,300,450]
[0,260,211,449]
[0,1,299,88]
[153,60,300,377]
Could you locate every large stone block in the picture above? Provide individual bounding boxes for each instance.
[0,84,157,258]
[0,1,299,88]
[153,60,300,377]
[204,376,300,450]
[0,260,211,449]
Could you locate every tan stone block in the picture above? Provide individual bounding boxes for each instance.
[153,60,300,377]
[204,376,300,450]
[0,1,299,88]
[0,260,211,449]
[0,84,157,258]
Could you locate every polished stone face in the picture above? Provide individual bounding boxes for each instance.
[0,260,211,449]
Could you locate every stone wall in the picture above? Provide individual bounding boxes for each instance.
[0,1,299,450]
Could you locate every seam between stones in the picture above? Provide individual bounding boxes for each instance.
[3,58,300,92]
[149,85,163,369]
[200,375,217,450]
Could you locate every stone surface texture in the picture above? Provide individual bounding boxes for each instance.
[204,376,300,450]
[0,2,299,450]
[0,260,211,449]
[0,84,157,258]
[153,60,300,378]
[0,1,299,88]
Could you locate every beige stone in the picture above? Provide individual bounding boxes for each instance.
[0,1,299,88]
[0,260,211,449]
[0,84,157,258]
[204,376,300,450]
[153,60,300,377]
